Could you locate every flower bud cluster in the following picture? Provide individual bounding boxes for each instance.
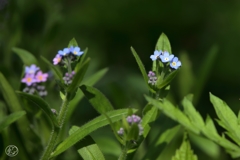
[148,71,157,85]
[21,64,48,97]
[117,114,144,136]
[63,71,75,85]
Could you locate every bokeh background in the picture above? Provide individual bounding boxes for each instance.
[1,0,240,160]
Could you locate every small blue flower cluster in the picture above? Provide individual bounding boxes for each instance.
[53,46,84,65]
[117,114,144,136]
[150,50,181,69]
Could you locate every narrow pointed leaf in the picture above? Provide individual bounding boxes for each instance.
[182,97,205,128]
[210,93,240,144]
[67,58,90,92]
[0,111,26,132]
[172,136,198,160]
[16,91,59,128]
[145,95,199,134]
[40,56,62,80]
[80,85,114,114]
[51,109,137,157]
[12,47,38,65]
[79,48,88,68]
[130,47,148,86]
[68,38,78,47]
[193,46,218,104]
[67,68,109,120]
[0,73,22,112]
[155,33,172,53]
[156,70,179,89]
[78,144,105,160]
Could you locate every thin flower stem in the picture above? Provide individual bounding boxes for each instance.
[118,146,128,160]
[40,93,69,160]
[66,57,72,74]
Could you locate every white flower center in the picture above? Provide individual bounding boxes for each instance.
[172,62,176,66]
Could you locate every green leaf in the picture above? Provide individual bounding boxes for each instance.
[78,144,105,160]
[51,109,137,157]
[130,47,148,83]
[210,93,240,145]
[67,68,109,120]
[0,73,22,112]
[127,123,139,141]
[40,56,62,80]
[0,111,26,132]
[182,97,205,129]
[67,58,90,92]
[80,85,114,114]
[68,38,78,47]
[145,95,199,134]
[193,46,218,105]
[178,52,195,97]
[172,135,198,160]
[142,125,181,160]
[155,33,172,53]
[16,91,59,128]
[156,70,179,89]
[12,47,38,65]
[79,48,89,67]
[142,104,158,127]
[130,47,153,92]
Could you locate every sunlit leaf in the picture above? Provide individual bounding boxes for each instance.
[68,38,78,47]
[155,33,172,53]
[51,109,137,157]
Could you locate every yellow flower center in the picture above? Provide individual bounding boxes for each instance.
[73,51,77,55]
[38,75,43,80]
[164,57,169,61]
[172,62,176,66]
[27,77,32,82]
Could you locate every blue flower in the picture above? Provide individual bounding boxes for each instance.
[70,46,84,56]
[25,64,39,74]
[150,50,162,61]
[58,48,70,56]
[170,57,181,69]
[159,51,174,63]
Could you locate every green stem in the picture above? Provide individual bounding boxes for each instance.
[40,93,69,160]
[66,57,72,74]
[118,146,128,160]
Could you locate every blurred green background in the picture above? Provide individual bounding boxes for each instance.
[1,0,240,159]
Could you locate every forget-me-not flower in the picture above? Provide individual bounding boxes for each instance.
[170,57,181,69]
[35,71,48,83]
[58,48,70,56]
[70,46,84,56]
[25,64,39,74]
[150,50,162,61]
[21,74,36,86]
[159,51,174,63]
[53,54,62,65]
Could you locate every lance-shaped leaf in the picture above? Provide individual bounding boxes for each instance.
[156,70,179,89]
[16,91,59,128]
[80,85,114,114]
[12,47,38,65]
[67,68,109,120]
[40,56,62,80]
[69,126,105,160]
[78,144,105,160]
[145,95,199,134]
[210,93,240,145]
[50,109,137,158]
[155,33,172,53]
[0,111,26,132]
[193,46,218,105]
[68,38,78,47]
[67,58,90,92]
[172,135,198,160]
[131,47,155,94]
